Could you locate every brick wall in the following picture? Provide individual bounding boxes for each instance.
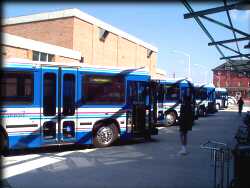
[117,37,136,68]
[54,55,79,63]
[73,17,156,72]
[3,45,29,59]
[3,16,157,75]
[3,18,75,49]
[73,18,93,65]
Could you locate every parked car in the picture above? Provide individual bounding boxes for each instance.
[228,96,237,105]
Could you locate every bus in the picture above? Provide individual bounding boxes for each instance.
[0,58,158,152]
[194,83,216,117]
[215,87,228,110]
[153,78,197,126]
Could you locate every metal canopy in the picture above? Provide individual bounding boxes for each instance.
[182,0,250,77]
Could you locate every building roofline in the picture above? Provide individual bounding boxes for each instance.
[3,57,150,74]
[3,33,82,60]
[212,59,250,72]
[3,8,158,52]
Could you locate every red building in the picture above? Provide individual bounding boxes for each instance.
[212,60,250,103]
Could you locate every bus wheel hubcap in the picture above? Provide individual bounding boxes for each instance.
[167,113,175,124]
[96,127,113,145]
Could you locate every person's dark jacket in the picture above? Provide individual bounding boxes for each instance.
[237,99,244,108]
[179,100,193,132]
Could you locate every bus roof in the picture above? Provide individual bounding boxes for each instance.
[215,87,227,92]
[203,83,215,88]
[159,78,194,87]
[3,58,150,76]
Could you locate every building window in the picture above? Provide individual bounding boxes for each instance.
[40,52,47,61]
[32,51,55,62]
[33,51,39,61]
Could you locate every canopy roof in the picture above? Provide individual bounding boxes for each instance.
[182,0,250,77]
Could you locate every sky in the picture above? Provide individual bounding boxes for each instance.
[3,2,250,84]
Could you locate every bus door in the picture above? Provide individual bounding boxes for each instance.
[127,81,148,136]
[150,80,159,125]
[41,67,77,145]
[60,68,77,143]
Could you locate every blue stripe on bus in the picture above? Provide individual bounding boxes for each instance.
[8,129,128,149]
[1,114,126,119]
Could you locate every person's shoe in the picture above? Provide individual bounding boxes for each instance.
[178,147,187,155]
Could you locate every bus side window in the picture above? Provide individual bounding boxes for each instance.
[83,75,125,105]
[0,71,34,105]
[43,73,56,116]
[63,74,75,116]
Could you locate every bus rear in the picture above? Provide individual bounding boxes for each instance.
[215,87,228,109]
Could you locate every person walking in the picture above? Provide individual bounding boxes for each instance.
[178,95,194,155]
[237,97,244,116]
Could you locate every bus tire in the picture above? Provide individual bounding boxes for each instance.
[165,111,177,126]
[216,104,220,111]
[0,131,8,155]
[144,131,151,141]
[199,107,206,117]
[93,123,118,148]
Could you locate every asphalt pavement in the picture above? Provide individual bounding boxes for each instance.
[1,104,249,188]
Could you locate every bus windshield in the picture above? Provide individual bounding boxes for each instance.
[164,84,179,101]
[195,87,207,100]
[216,91,228,99]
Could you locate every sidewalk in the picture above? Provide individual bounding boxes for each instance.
[227,104,250,113]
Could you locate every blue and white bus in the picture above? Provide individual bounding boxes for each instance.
[194,83,216,116]
[0,58,158,152]
[215,87,228,110]
[153,78,197,126]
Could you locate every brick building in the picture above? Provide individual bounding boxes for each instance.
[3,8,158,76]
[212,60,250,101]
[2,32,81,63]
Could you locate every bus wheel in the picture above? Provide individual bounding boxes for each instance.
[216,104,220,111]
[93,124,118,148]
[0,132,7,155]
[144,131,151,141]
[166,111,176,126]
[199,107,206,117]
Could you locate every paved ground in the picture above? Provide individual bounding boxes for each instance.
[1,104,249,188]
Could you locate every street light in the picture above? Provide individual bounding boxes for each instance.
[194,63,210,83]
[172,50,191,79]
